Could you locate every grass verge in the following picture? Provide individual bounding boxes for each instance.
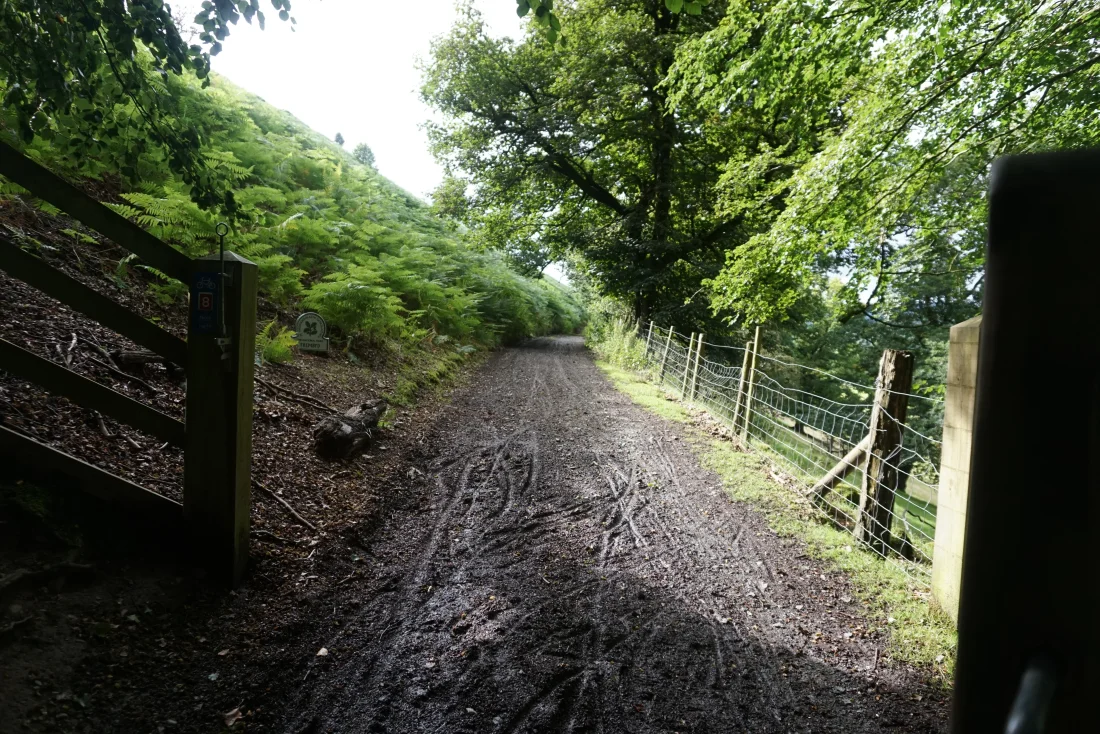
[596,360,957,684]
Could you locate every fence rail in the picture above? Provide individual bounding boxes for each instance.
[0,141,256,585]
[639,323,940,584]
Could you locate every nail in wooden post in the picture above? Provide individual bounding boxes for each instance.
[681,332,696,400]
[856,348,914,553]
[732,340,753,432]
[690,333,704,402]
[657,326,674,385]
[740,327,761,440]
[185,252,257,586]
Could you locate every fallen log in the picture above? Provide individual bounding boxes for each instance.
[111,350,165,365]
[108,350,185,380]
[808,434,871,503]
[312,399,387,459]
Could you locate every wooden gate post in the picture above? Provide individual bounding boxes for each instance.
[932,315,982,623]
[855,348,914,552]
[740,327,761,440]
[184,252,258,586]
[690,333,704,402]
[657,326,674,385]
[681,333,696,400]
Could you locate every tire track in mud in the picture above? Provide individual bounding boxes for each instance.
[285,337,948,734]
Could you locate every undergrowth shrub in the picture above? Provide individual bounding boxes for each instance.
[256,320,297,364]
[0,68,585,358]
[585,299,646,370]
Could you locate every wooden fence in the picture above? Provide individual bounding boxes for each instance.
[0,141,256,586]
[641,323,936,580]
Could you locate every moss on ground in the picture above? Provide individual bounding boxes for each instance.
[382,346,480,412]
[596,360,957,684]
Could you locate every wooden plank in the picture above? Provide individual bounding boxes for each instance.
[184,252,258,587]
[0,338,185,446]
[0,424,182,528]
[0,141,191,282]
[0,234,187,365]
[810,434,871,502]
[856,348,914,551]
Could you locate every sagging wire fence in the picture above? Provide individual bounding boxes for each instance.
[641,323,943,584]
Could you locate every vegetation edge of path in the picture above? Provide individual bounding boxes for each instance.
[595,359,957,684]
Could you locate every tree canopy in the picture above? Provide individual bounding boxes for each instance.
[0,0,293,208]
[424,1,757,324]
[353,143,376,168]
[428,0,1099,366]
[671,0,1099,328]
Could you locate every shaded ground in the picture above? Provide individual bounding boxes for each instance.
[282,336,948,733]
[0,336,949,733]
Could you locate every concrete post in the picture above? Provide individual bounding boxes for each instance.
[931,314,981,623]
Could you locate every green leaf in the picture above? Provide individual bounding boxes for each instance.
[547,28,558,44]
[516,0,530,17]
[549,14,561,32]
[685,1,702,14]
[665,0,683,12]
[279,9,289,21]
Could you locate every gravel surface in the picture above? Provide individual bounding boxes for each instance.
[281,336,949,733]
[0,335,949,733]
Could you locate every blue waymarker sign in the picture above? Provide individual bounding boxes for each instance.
[191,271,220,335]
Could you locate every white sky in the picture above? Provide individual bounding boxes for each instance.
[175,1,569,283]
[178,0,524,199]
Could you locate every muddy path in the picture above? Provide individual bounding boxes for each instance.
[282,337,947,733]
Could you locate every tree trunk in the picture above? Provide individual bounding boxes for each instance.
[855,349,914,552]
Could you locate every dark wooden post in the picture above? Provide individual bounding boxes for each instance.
[855,348,913,552]
[184,252,257,586]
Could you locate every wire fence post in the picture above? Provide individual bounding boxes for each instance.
[658,326,674,385]
[731,339,752,433]
[681,332,696,400]
[740,327,761,440]
[856,348,914,553]
[645,320,654,358]
[690,333,704,403]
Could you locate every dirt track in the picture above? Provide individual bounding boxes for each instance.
[281,337,947,733]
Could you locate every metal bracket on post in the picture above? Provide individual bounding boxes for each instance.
[215,222,233,371]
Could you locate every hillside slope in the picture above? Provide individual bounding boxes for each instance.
[3,69,583,346]
[0,67,583,731]
[0,64,584,493]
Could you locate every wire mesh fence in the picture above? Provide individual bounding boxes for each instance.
[640,324,941,584]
